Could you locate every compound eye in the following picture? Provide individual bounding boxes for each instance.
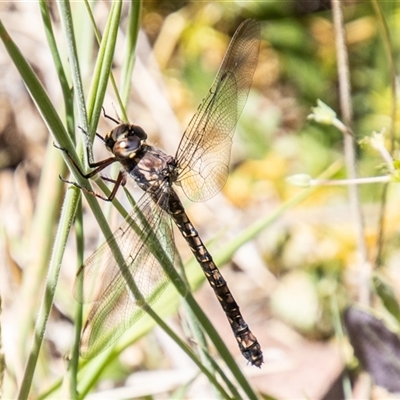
[105,124,130,151]
[131,125,147,140]
[113,135,141,158]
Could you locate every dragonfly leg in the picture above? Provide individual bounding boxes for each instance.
[75,122,107,144]
[59,170,126,201]
[54,142,117,178]
[55,142,125,201]
[76,125,119,170]
[102,106,120,125]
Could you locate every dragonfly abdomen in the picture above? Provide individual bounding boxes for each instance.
[167,191,263,367]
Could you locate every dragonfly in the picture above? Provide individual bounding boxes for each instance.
[63,19,263,367]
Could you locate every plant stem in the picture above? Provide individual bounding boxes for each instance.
[331,0,370,306]
[370,0,398,267]
[17,188,81,400]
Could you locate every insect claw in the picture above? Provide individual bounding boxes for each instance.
[59,175,75,186]
[53,141,64,151]
[102,107,120,125]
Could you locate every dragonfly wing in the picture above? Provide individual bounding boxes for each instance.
[175,19,260,202]
[74,191,176,358]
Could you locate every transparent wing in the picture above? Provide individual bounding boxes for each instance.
[74,191,176,358]
[175,19,260,202]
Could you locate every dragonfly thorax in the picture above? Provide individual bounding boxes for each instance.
[105,123,147,160]
[131,146,175,195]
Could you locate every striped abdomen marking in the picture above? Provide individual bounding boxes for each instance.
[166,191,263,367]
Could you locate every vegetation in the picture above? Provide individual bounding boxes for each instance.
[0,1,399,398]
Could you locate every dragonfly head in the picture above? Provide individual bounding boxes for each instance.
[105,124,147,159]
